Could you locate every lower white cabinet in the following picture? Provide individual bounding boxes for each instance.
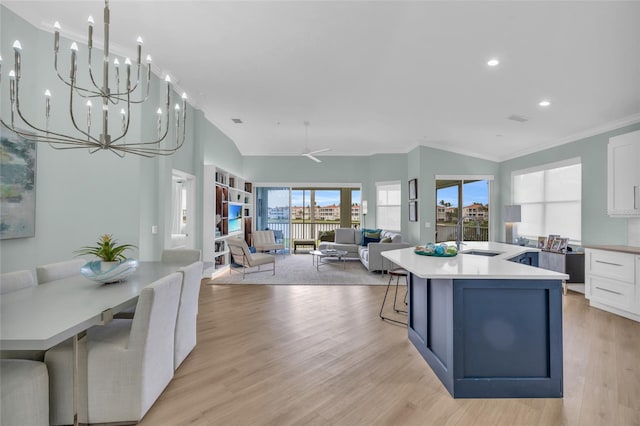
[585,248,639,322]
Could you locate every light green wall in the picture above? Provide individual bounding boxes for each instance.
[243,153,409,234]
[406,147,422,244]
[416,146,501,244]
[244,148,499,246]
[499,122,640,246]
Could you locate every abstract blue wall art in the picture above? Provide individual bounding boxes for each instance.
[1,125,37,239]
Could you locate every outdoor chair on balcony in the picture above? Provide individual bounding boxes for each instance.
[252,230,285,255]
[227,237,276,279]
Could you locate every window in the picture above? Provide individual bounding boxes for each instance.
[376,181,401,231]
[512,158,581,243]
[435,178,491,242]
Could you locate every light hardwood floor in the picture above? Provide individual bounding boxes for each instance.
[139,284,640,426]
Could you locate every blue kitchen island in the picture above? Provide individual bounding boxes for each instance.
[382,242,568,398]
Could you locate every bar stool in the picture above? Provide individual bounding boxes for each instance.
[379,268,408,325]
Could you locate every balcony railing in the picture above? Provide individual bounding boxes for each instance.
[261,220,359,246]
[260,221,488,245]
[436,224,489,242]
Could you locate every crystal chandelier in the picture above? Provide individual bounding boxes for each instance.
[0,0,187,158]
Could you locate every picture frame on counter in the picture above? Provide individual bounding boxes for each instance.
[546,234,560,251]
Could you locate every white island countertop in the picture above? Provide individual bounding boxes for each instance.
[382,241,569,280]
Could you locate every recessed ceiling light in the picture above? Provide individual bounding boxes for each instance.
[538,100,551,107]
[487,58,500,67]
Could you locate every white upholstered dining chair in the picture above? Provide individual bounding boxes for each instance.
[161,248,202,265]
[0,359,49,426]
[174,261,204,370]
[0,270,45,361]
[44,272,183,424]
[36,259,86,284]
[0,269,36,294]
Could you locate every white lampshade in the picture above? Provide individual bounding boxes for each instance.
[504,205,521,223]
[362,200,368,215]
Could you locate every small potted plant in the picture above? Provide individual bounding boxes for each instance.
[75,234,136,271]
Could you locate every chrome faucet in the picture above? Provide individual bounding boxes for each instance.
[456,216,481,250]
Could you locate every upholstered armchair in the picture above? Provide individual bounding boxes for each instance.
[252,230,285,255]
[227,237,275,279]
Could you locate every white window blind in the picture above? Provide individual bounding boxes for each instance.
[376,181,401,231]
[512,158,582,243]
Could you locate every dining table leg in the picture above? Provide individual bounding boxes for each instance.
[72,331,88,426]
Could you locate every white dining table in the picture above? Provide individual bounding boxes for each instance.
[0,261,182,425]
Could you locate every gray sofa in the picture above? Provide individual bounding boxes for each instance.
[317,228,410,272]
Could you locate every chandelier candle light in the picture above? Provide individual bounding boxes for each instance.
[0,0,187,157]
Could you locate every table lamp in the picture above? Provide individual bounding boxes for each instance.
[362,200,368,227]
[504,205,521,244]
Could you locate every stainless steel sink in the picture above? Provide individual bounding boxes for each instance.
[460,249,503,257]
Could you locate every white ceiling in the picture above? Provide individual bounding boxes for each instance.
[3,1,640,162]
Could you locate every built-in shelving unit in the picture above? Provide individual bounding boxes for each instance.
[203,165,253,277]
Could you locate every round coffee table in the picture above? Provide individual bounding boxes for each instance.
[310,249,349,271]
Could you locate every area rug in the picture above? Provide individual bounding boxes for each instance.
[208,253,390,285]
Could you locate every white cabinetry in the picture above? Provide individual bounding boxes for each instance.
[608,130,640,217]
[585,248,639,322]
[203,165,253,278]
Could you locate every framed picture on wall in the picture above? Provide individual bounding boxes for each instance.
[409,178,418,200]
[0,125,37,240]
[409,201,418,222]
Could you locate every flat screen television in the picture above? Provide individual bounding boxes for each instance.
[228,203,242,234]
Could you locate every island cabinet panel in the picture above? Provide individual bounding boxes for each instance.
[409,277,454,394]
[408,275,564,398]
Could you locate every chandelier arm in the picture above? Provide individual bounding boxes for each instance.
[86,65,106,96]
[108,66,150,104]
[108,92,131,145]
[53,53,101,99]
[126,62,151,104]
[115,95,188,152]
[45,141,100,150]
[116,145,178,156]
[111,114,186,153]
[68,80,100,144]
[86,48,104,94]
[9,86,94,145]
[0,118,97,147]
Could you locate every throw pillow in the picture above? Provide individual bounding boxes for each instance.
[361,228,382,245]
[363,236,381,245]
[380,237,392,243]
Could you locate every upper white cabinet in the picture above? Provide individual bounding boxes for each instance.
[608,129,640,217]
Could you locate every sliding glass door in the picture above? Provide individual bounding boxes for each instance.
[255,186,362,250]
[435,179,490,243]
[255,187,290,251]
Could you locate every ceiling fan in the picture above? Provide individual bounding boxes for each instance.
[301,121,330,163]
